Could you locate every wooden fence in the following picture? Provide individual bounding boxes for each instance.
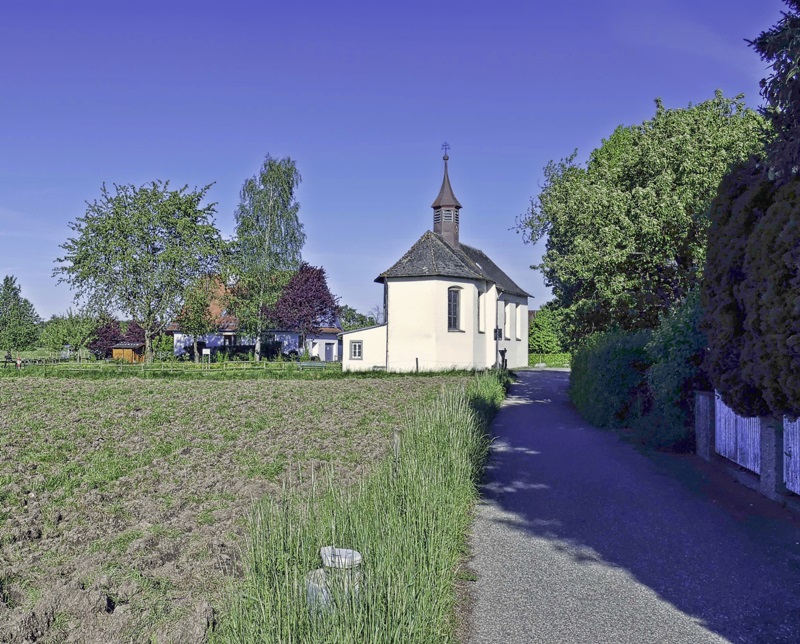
[714,393,761,474]
[784,417,800,495]
[713,392,800,495]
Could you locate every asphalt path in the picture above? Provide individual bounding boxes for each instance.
[467,370,800,644]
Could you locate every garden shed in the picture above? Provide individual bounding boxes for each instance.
[111,342,145,363]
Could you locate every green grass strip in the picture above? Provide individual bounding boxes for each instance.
[213,371,507,643]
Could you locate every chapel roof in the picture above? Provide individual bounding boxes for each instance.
[376,230,530,298]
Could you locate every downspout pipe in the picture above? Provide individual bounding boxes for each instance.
[495,288,503,370]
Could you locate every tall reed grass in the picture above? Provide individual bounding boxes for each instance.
[214,371,507,643]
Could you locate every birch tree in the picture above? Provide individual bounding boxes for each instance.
[227,155,305,360]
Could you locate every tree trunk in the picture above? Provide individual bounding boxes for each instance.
[145,330,153,364]
[255,320,262,361]
[193,338,199,364]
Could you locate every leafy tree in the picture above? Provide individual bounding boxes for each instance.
[528,307,562,354]
[175,276,218,363]
[338,304,377,331]
[87,316,123,359]
[227,155,305,360]
[518,92,766,342]
[152,333,175,361]
[272,264,338,341]
[748,0,800,183]
[54,180,223,362]
[39,308,97,359]
[0,275,41,354]
[122,320,145,344]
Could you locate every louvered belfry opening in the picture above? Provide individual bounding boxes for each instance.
[432,152,462,248]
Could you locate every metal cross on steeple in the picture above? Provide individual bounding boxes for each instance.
[441,142,450,157]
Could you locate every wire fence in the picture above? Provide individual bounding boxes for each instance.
[1,359,343,378]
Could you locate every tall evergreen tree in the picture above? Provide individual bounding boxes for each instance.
[749,0,800,183]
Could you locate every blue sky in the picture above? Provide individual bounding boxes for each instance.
[0,0,786,319]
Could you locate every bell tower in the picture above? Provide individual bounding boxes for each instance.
[432,143,462,248]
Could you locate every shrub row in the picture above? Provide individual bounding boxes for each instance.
[569,329,652,429]
[528,353,571,367]
[569,290,709,450]
[213,371,506,642]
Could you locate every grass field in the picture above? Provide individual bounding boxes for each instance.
[0,375,471,642]
[215,372,506,643]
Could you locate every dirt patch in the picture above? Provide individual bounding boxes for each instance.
[0,376,467,642]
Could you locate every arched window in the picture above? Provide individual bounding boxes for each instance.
[477,288,485,333]
[448,287,461,331]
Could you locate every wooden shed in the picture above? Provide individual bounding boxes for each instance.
[111,342,146,363]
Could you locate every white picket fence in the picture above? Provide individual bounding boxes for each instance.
[714,394,761,474]
[714,393,800,494]
[784,417,800,495]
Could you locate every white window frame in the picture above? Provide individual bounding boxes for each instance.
[350,340,363,360]
[516,303,523,341]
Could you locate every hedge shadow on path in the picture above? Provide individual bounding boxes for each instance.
[476,370,800,644]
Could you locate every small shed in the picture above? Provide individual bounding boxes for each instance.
[111,342,145,363]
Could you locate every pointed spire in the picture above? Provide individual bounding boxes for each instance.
[431,148,462,209]
[432,143,462,247]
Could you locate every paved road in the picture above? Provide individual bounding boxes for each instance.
[467,370,800,644]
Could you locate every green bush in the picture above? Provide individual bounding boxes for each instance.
[632,289,710,450]
[569,329,652,428]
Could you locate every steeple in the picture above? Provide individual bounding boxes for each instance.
[432,143,462,248]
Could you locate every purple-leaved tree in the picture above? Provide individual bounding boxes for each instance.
[88,317,123,359]
[272,264,338,343]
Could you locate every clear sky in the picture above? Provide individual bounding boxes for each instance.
[0,0,786,320]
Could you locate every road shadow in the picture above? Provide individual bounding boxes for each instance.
[479,370,800,644]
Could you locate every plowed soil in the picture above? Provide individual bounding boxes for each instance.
[0,376,466,642]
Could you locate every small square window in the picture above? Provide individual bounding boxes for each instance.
[350,341,363,360]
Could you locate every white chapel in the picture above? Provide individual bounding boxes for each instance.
[340,152,530,372]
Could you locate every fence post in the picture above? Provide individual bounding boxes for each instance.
[694,391,715,462]
[759,416,787,501]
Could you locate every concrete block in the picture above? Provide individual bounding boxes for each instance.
[695,391,715,462]
[759,416,787,501]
